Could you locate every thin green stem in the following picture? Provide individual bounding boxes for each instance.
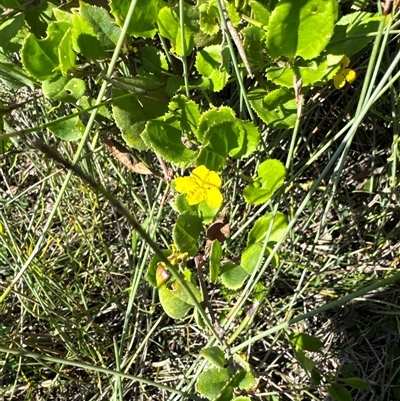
[179,0,190,97]
[0,346,202,400]
[231,272,400,353]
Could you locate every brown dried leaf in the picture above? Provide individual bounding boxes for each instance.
[206,215,230,243]
[103,135,154,175]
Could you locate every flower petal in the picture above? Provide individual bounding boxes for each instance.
[204,169,222,189]
[186,188,205,205]
[342,68,356,85]
[175,176,197,194]
[333,73,346,89]
[192,165,209,186]
[192,165,221,189]
[205,187,223,208]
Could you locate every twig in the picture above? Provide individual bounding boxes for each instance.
[219,0,253,78]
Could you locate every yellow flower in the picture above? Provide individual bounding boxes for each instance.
[333,55,356,89]
[168,244,187,265]
[174,165,223,208]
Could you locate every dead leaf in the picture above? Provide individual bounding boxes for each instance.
[103,135,155,175]
[206,214,230,243]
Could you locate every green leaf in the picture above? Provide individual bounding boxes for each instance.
[244,159,286,205]
[138,46,168,77]
[47,116,84,141]
[233,354,258,391]
[247,212,288,246]
[197,106,235,142]
[110,0,158,38]
[217,0,240,26]
[142,114,197,164]
[248,88,297,129]
[198,200,220,224]
[80,0,122,48]
[24,0,56,38]
[158,286,192,319]
[146,251,171,288]
[198,0,240,36]
[327,384,353,401]
[230,119,260,159]
[290,332,323,352]
[155,264,199,319]
[249,0,270,26]
[210,240,222,283]
[220,263,248,290]
[294,349,316,372]
[111,78,168,150]
[42,75,86,103]
[241,243,263,274]
[196,107,238,171]
[341,377,370,390]
[58,28,76,76]
[172,193,198,215]
[241,25,268,68]
[173,274,202,306]
[311,369,322,386]
[201,346,226,369]
[233,398,252,401]
[157,6,194,56]
[165,75,185,96]
[21,21,70,81]
[196,367,231,400]
[72,13,105,59]
[169,95,201,136]
[0,61,36,90]
[199,2,220,36]
[173,213,203,256]
[79,96,111,121]
[267,0,337,60]
[0,133,12,154]
[326,11,381,58]
[195,45,231,92]
[53,8,74,24]
[0,12,24,48]
[267,54,334,87]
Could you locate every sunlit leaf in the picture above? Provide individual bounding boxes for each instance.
[240,243,263,274]
[169,95,201,136]
[110,0,158,38]
[326,11,381,58]
[210,240,222,283]
[196,367,231,400]
[80,1,121,48]
[47,116,84,141]
[22,22,70,81]
[72,13,105,59]
[142,114,196,164]
[201,346,226,369]
[157,6,194,56]
[42,75,86,102]
[248,88,297,129]
[220,263,248,290]
[247,212,288,246]
[173,213,203,256]
[267,0,337,60]
[244,159,286,205]
[195,45,231,92]
[290,332,323,352]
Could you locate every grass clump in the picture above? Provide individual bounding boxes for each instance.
[1,1,400,400]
